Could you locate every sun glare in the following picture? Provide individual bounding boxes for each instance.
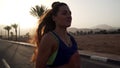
[0,0,55,29]
[19,17,37,29]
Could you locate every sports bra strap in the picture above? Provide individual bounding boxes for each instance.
[47,32,59,65]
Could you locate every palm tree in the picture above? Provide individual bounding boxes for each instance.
[11,24,18,41]
[10,32,14,40]
[30,5,48,18]
[4,26,11,39]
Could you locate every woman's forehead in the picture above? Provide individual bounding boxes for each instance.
[58,5,70,12]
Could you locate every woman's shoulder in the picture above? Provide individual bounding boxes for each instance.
[41,32,58,44]
[42,32,53,39]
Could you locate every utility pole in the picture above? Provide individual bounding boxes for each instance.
[19,24,20,40]
[0,29,2,39]
[0,29,1,35]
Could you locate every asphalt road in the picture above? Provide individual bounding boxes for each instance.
[80,57,120,68]
[0,39,34,68]
[0,39,120,68]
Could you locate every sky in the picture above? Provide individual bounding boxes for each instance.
[0,0,120,29]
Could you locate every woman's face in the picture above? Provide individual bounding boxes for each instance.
[53,5,72,28]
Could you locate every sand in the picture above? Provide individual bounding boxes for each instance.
[74,34,120,55]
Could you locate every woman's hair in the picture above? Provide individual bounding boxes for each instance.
[31,1,68,62]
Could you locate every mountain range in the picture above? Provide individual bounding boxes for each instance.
[67,24,119,33]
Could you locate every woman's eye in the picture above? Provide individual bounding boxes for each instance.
[62,11,71,15]
[61,10,71,15]
[62,12,67,15]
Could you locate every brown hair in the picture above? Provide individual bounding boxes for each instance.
[31,1,68,62]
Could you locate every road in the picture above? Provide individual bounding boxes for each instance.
[0,39,34,68]
[0,39,120,68]
[80,57,120,68]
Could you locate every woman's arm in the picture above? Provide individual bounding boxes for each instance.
[35,33,54,68]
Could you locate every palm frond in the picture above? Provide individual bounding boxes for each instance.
[11,24,18,29]
[4,26,11,31]
[30,5,48,18]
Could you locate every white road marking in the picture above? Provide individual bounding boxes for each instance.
[2,58,10,68]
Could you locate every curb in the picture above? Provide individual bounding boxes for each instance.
[79,51,120,66]
[8,40,35,47]
[90,55,107,62]
[0,39,35,47]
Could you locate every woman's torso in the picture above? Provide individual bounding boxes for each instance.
[47,32,80,68]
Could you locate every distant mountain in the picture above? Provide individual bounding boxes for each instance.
[67,24,119,33]
[67,27,78,32]
[67,27,92,32]
[92,24,115,30]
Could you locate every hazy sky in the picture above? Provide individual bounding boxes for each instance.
[0,0,120,29]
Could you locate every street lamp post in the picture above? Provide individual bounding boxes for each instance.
[0,29,2,39]
[19,24,20,41]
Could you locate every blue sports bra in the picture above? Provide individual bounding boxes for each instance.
[47,32,78,67]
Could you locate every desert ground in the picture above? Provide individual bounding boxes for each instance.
[74,34,120,55]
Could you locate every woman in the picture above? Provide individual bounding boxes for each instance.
[31,1,80,68]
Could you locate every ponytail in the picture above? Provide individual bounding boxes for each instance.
[31,9,56,62]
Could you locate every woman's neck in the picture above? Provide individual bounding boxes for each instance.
[54,27,68,38]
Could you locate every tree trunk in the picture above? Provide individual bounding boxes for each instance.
[8,30,9,40]
[15,29,17,41]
